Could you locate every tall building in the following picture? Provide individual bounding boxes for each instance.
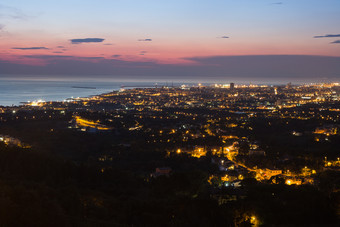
[230,83,235,90]
[286,82,292,89]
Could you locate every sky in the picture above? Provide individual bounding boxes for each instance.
[0,0,340,82]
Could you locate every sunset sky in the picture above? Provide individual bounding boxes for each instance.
[0,0,339,81]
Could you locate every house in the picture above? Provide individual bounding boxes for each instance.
[249,150,266,156]
[151,167,172,178]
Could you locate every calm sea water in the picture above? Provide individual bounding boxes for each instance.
[0,79,164,106]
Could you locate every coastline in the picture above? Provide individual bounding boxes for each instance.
[1,78,325,107]
[0,79,189,107]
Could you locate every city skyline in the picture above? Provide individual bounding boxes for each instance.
[0,0,340,80]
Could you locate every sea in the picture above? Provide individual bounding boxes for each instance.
[0,78,175,106]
